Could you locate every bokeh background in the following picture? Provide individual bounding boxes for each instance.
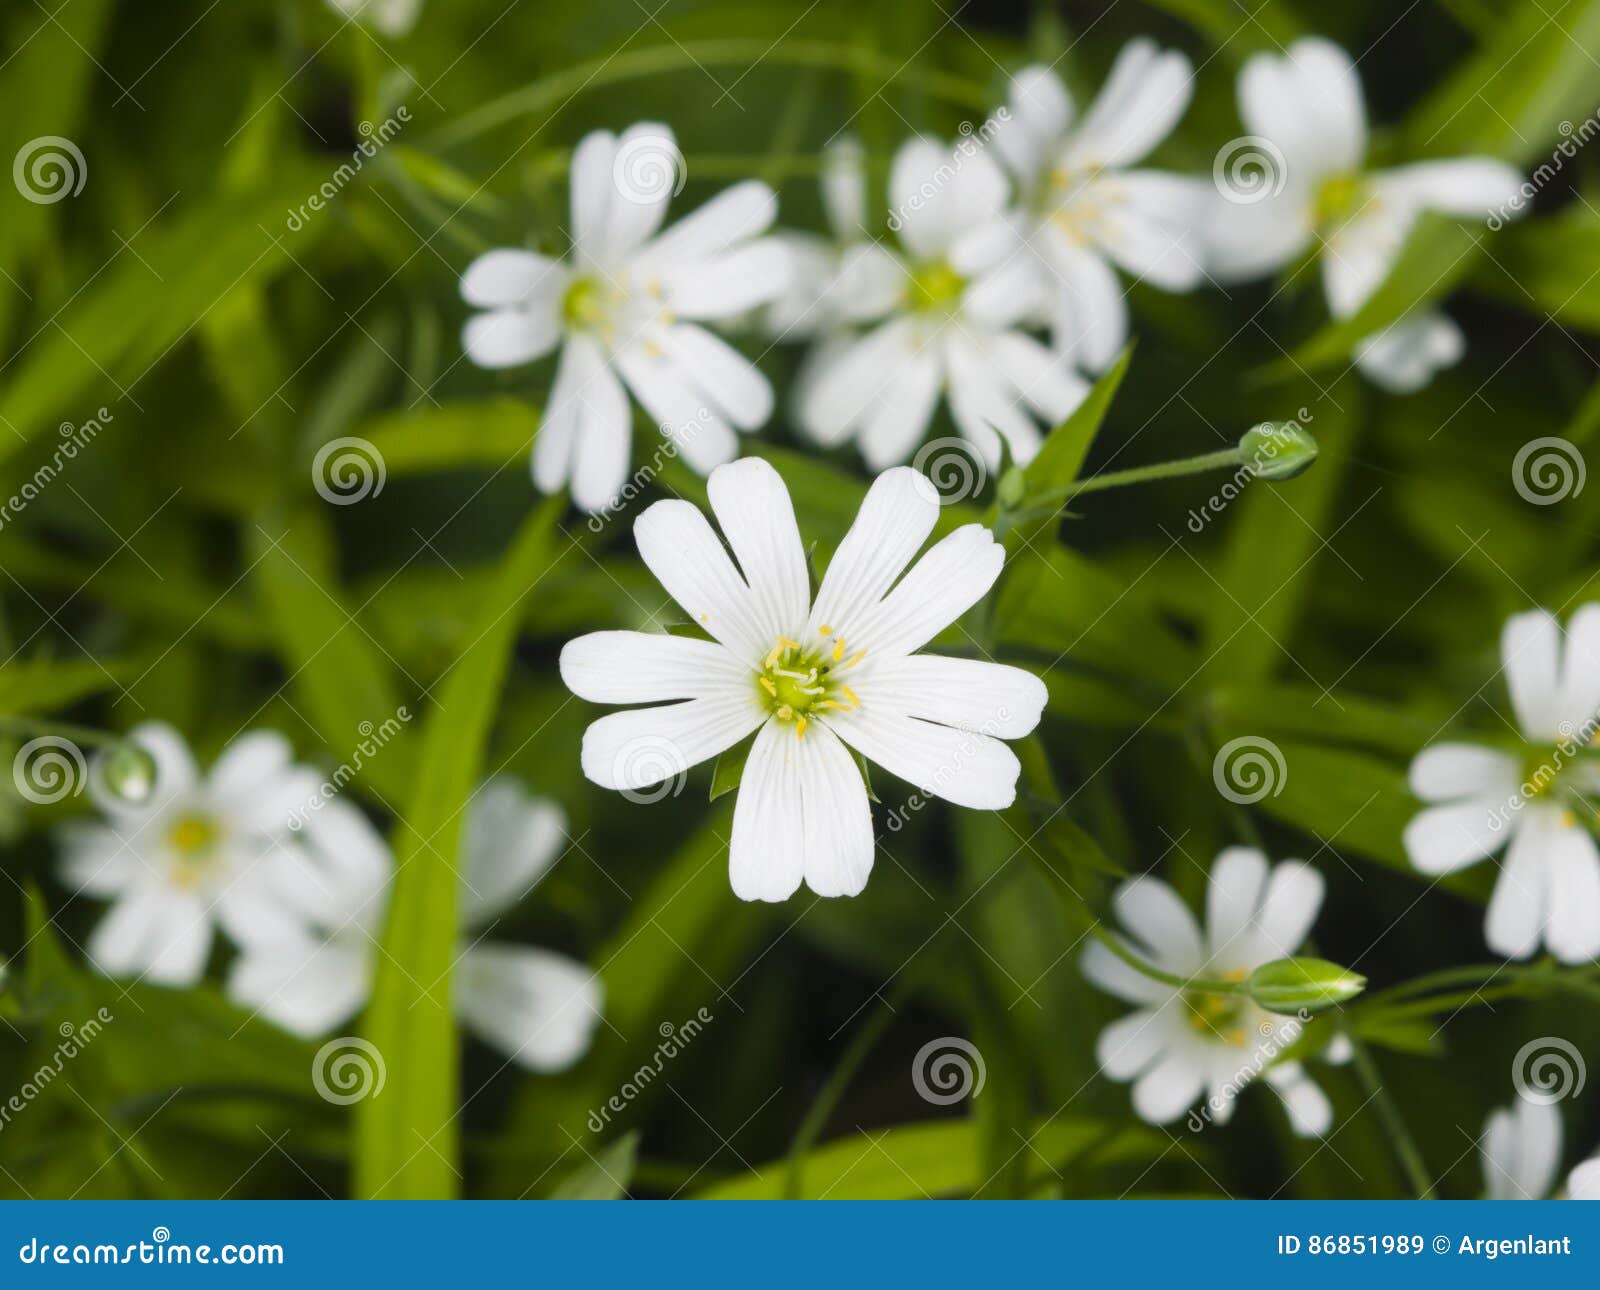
[2,0,1600,1199]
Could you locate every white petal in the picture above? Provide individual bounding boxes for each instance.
[1377,158,1524,218]
[798,723,875,898]
[1081,939,1175,1006]
[1199,189,1313,282]
[1409,743,1520,802]
[1204,847,1269,963]
[88,882,211,986]
[1567,1158,1600,1200]
[57,822,140,897]
[663,238,793,319]
[994,66,1074,183]
[460,249,565,309]
[560,630,752,704]
[992,331,1090,423]
[1089,172,1209,290]
[946,340,1044,468]
[1113,875,1204,973]
[1485,808,1557,959]
[1503,608,1564,741]
[847,524,1003,658]
[806,466,939,638]
[1096,1008,1169,1079]
[1263,1063,1333,1137]
[821,136,868,239]
[569,129,617,267]
[1039,232,1128,372]
[208,730,293,801]
[890,137,961,260]
[824,706,1020,810]
[859,655,1046,738]
[461,779,567,929]
[214,857,321,949]
[614,346,739,476]
[657,325,773,429]
[579,695,764,791]
[1353,312,1464,394]
[562,346,632,515]
[797,318,916,442]
[1131,1048,1205,1124]
[455,943,603,1070]
[1067,41,1193,170]
[1482,1099,1562,1199]
[603,122,677,260]
[259,800,392,934]
[1404,797,1508,874]
[1546,819,1600,964]
[633,497,769,656]
[1560,604,1600,734]
[1322,205,1412,318]
[729,718,804,902]
[1252,860,1324,959]
[857,344,941,470]
[1239,37,1365,176]
[707,457,809,635]
[227,935,371,1039]
[463,308,561,369]
[531,337,584,496]
[636,180,778,270]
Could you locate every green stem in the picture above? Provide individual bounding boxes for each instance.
[1088,924,1247,996]
[430,39,992,148]
[1342,1023,1433,1198]
[1033,447,1249,507]
[0,716,123,749]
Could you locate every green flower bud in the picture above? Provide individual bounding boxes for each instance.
[1246,956,1365,1015]
[96,740,158,806]
[1240,421,1318,481]
[997,465,1027,511]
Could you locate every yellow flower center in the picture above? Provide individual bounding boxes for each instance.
[165,811,222,888]
[1183,970,1251,1045]
[561,274,608,328]
[756,628,866,738]
[1312,171,1367,232]
[906,259,966,314]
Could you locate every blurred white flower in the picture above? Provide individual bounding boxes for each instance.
[794,135,1088,471]
[992,42,1209,371]
[1403,606,1600,964]
[326,0,422,37]
[460,123,791,512]
[1207,37,1523,392]
[1083,848,1346,1136]
[1482,1099,1600,1199]
[228,782,602,1072]
[559,458,1047,901]
[57,723,320,987]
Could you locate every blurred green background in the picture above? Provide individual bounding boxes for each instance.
[3,0,1600,1199]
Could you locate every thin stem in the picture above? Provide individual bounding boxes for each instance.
[1340,1022,1433,1198]
[1032,447,1248,507]
[1088,924,1247,996]
[0,716,123,749]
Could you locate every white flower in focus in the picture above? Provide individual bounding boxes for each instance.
[795,135,1089,471]
[1207,37,1523,392]
[1402,606,1600,964]
[992,42,1209,371]
[228,783,602,1071]
[1082,848,1345,1136]
[460,123,791,512]
[56,724,321,986]
[559,457,1048,901]
[326,0,422,37]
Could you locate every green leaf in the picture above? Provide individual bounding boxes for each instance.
[547,1132,640,1199]
[358,399,540,476]
[1474,206,1600,333]
[354,496,565,1199]
[0,658,144,717]
[709,729,757,801]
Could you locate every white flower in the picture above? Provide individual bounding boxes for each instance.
[228,782,602,1072]
[1082,848,1345,1136]
[326,0,421,37]
[992,42,1209,371]
[1207,37,1522,392]
[795,135,1088,471]
[460,123,791,512]
[1481,1098,1600,1199]
[1402,606,1600,964]
[56,723,320,987]
[558,457,1047,901]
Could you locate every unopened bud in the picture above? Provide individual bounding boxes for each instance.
[96,740,157,805]
[1246,956,1365,1015]
[1240,421,1318,481]
[997,465,1027,511]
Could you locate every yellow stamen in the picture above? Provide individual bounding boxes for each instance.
[819,624,834,636]
[794,715,808,738]
[845,649,867,669]
[840,685,860,709]
[759,676,778,697]
[832,639,846,662]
